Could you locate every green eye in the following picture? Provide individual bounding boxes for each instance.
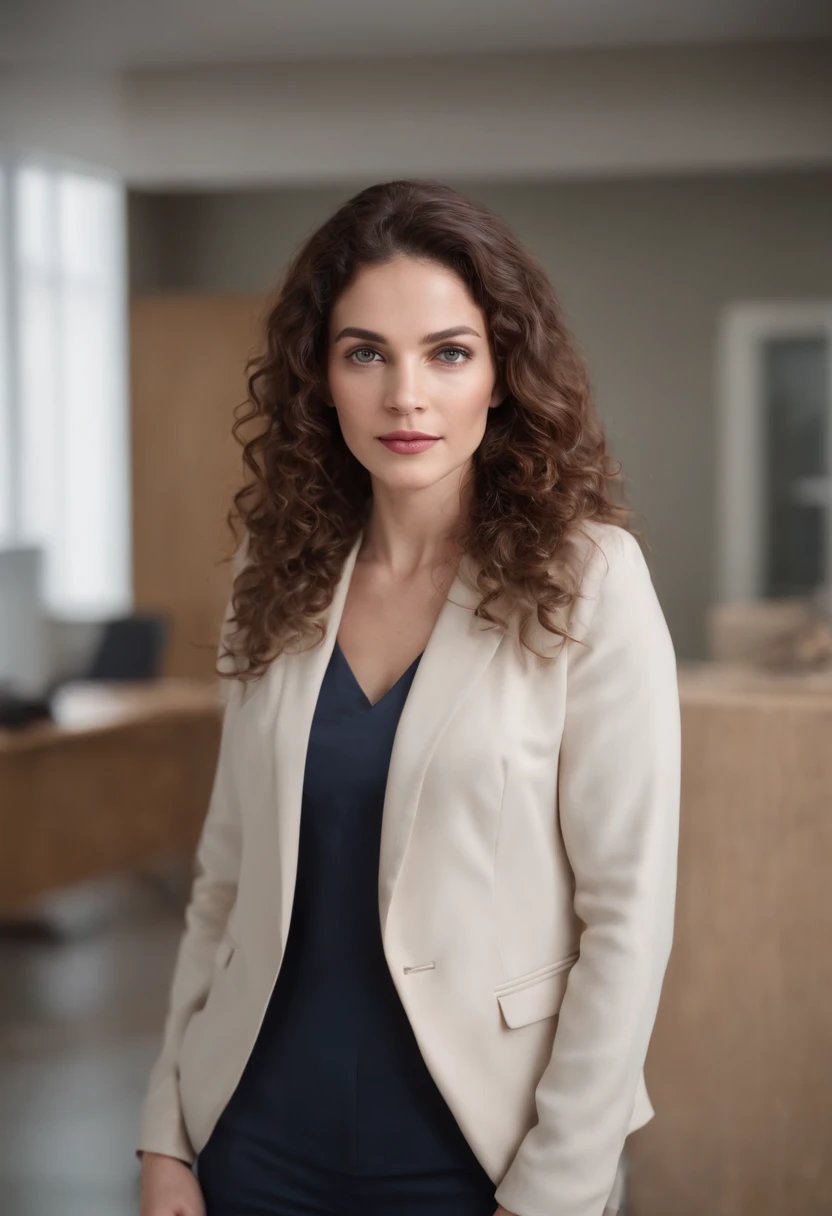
[346,345,473,365]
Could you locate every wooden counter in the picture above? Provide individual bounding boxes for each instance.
[630,660,832,1216]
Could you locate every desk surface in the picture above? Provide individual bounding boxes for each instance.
[0,679,224,754]
[5,664,832,754]
[677,659,832,707]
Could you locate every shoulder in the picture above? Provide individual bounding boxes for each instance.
[567,521,649,603]
[573,519,645,571]
[565,521,667,650]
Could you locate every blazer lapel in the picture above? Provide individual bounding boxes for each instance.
[376,549,503,937]
[271,529,364,953]
[270,529,504,954]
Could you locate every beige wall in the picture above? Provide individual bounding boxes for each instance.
[128,170,832,659]
[7,41,832,184]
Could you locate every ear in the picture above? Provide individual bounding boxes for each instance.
[488,383,507,409]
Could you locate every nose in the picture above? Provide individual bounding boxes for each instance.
[383,358,427,415]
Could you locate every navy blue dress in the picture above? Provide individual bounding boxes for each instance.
[196,639,497,1216]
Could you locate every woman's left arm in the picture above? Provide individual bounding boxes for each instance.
[493,527,681,1216]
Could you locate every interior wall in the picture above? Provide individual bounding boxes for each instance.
[7,41,832,184]
[128,170,832,659]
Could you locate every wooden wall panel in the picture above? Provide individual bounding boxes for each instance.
[130,294,266,680]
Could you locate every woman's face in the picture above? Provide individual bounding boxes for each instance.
[326,255,502,499]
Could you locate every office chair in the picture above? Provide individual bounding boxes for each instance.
[40,611,170,702]
[83,613,169,682]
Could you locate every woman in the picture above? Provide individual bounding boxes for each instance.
[137,179,680,1216]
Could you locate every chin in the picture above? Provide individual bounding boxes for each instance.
[374,472,443,493]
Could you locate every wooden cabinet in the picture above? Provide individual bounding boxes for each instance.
[130,293,266,680]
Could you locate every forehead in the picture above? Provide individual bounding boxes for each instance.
[329,257,480,327]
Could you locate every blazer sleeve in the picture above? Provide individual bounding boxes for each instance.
[135,537,248,1165]
[493,525,681,1216]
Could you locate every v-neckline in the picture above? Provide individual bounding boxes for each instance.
[334,638,423,711]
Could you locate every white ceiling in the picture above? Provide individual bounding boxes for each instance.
[2,0,831,69]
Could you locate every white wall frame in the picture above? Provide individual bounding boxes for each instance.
[716,300,832,604]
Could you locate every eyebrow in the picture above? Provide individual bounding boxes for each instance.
[332,325,482,345]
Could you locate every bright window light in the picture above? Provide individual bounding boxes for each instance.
[0,168,11,539]
[3,158,132,620]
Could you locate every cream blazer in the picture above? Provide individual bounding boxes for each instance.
[137,519,681,1216]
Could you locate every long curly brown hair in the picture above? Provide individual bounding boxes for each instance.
[220,178,642,683]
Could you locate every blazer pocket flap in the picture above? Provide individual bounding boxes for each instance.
[494,952,579,1029]
[214,931,236,970]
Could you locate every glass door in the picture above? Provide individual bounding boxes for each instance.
[717,303,832,605]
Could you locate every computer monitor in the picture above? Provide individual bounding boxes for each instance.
[0,544,49,696]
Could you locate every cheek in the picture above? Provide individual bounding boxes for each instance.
[326,359,348,405]
[445,382,494,440]
[327,367,369,427]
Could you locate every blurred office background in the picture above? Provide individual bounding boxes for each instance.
[1,2,831,1214]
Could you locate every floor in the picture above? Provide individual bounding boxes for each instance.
[0,870,636,1216]
[0,867,192,1216]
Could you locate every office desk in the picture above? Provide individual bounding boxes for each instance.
[0,680,223,916]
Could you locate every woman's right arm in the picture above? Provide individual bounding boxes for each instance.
[136,539,248,1191]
